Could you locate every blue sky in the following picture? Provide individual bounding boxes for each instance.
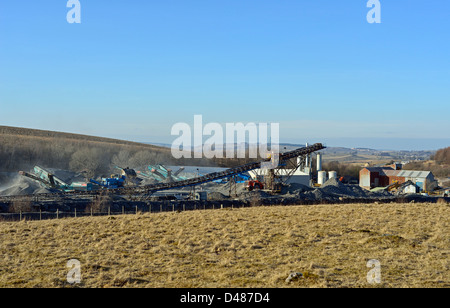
[0,1,449,150]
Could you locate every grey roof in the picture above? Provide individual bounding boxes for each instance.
[396,170,431,179]
[363,167,433,179]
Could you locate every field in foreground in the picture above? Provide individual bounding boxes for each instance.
[0,203,448,288]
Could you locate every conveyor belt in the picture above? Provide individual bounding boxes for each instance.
[0,143,325,202]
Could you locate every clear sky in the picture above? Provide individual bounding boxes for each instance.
[0,1,449,150]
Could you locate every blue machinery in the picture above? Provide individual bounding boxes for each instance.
[89,176,125,190]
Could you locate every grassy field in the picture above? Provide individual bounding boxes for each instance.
[0,202,448,288]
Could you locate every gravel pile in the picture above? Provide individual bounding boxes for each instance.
[211,182,248,196]
[318,177,392,199]
[208,192,229,201]
[302,189,337,201]
[46,168,85,184]
[283,183,313,195]
[0,175,53,196]
[204,177,394,203]
[239,190,272,200]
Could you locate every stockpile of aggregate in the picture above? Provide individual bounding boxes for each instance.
[212,182,249,197]
[204,178,395,202]
[273,178,393,202]
[45,168,86,184]
[312,177,392,200]
[239,190,272,200]
[208,192,229,201]
[138,177,159,186]
[302,188,337,202]
[0,175,53,196]
[282,183,314,195]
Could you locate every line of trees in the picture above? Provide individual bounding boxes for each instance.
[431,147,450,165]
[0,134,173,177]
[321,161,361,179]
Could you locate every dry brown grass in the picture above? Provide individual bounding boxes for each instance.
[0,203,448,288]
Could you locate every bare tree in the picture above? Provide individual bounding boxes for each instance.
[112,150,132,168]
[69,148,109,179]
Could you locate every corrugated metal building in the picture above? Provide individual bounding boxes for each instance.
[360,167,438,192]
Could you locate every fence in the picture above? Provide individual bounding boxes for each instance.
[0,199,251,222]
[2,195,447,222]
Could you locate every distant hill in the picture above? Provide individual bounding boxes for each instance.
[148,140,435,165]
[0,126,249,176]
[0,126,172,176]
[0,126,169,152]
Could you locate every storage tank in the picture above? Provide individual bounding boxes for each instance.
[329,171,338,179]
[317,153,323,171]
[318,171,327,185]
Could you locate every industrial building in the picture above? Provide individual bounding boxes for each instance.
[360,164,438,192]
[248,146,326,187]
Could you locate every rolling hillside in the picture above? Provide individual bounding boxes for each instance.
[0,203,448,288]
[0,126,169,150]
[0,126,172,176]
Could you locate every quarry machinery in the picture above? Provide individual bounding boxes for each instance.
[90,176,126,189]
[246,180,264,191]
[142,164,186,182]
[150,165,167,181]
[115,166,141,186]
[19,166,93,192]
[33,166,71,189]
[18,171,56,189]
[2,143,326,201]
[387,181,401,192]
[172,167,185,178]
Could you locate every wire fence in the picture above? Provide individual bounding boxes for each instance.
[0,200,250,222]
[2,195,447,222]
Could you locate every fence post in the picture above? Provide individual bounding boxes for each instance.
[136,205,138,215]
[91,207,93,217]
[122,206,125,215]
[108,206,110,216]
[172,203,174,212]
[183,204,185,212]
[160,204,162,212]
[75,208,77,218]
[40,209,42,221]
[20,210,22,221]
[57,209,59,219]
[221,204,223,210]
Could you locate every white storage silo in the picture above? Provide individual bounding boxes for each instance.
[318,171,327,185]
[329,171,338,179]
[317,153,323,171]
